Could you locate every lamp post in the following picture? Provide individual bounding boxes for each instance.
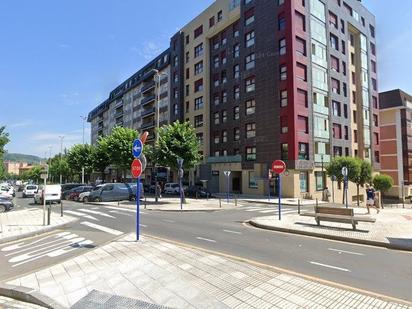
[80,116,87,184]
[223,171,231,203]
[177,157,184,210]
[153,69,168,203]
[58,136,64,184]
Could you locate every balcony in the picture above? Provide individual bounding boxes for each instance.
[141,121,155,130]
[114,111,123,119]
[206,155,242,164]
[141,95,156,106]
[141,107,155,118]
[114,100,123,108]
[141,81,155,94]
[314,154,331,164]
[142,70,155,81]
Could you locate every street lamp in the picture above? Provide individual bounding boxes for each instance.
[58,135,64,184]
[153,69,168,203]
[177,157,184,210]
[80,116,87,183]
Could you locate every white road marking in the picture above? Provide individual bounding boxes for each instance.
[196,237,217,243]
[81,221,123,236]
[223,229,242,235]
[328,248,365,256]
[162,219,175,223]
[91,207,99,210]
[259,210,277,213]
[104,206,144,214]
[0,232,72,252]
[109,210,132,216]
[244,208,262,212]
[139,224,147,228]
[309,261,351,272]
[65,210,99,221]
[78,208,116,218]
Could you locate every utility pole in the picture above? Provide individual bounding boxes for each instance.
[58,136,64,184]
[81,116,87,183]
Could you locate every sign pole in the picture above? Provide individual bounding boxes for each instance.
[268,170,271,202]
[43,176,46,226]
[278,174,282,221]
[136,176,140,241]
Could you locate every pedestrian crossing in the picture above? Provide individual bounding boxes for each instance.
[238,205,297,215]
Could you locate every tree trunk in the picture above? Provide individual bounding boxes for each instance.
[357,184,360,207]
[342,182,345,204]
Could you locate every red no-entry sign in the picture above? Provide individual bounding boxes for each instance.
[272,160,286,174]
[131,159,142,178]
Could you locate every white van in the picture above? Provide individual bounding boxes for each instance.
[34,185,61,204]
[23,185,38,198]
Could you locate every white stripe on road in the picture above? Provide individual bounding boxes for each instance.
[104,206,144,214]
[309,261,351,272]
[0,232,71,252]
[244,208,262,212]
[196,237,216,243]
[259,210,277,213]
[109,210,132,216]
[140,224,147,228]
[223,229,242,235]
[328,248,365,256]
[80,221,123,236]
[65,210,99,221]
[78,208,116,218]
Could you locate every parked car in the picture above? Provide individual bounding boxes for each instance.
[22,185,38,198]
[164,183,180,195]
[185,186,212,198]
[67,186,93,201]
[34,185,62,204]
[79,185,104,203]
[88,183,138,202]
[61,183,84,200]
[0,184,14,197]
[0,197,14,213]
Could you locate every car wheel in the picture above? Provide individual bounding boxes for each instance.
[94,197,101,202]
[0,205,6,213]
[83,197,89,203]
[22,194,26,198]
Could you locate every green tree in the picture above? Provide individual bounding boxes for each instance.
[67,144,94,182]
[325,156,361,204]
[25,166,43,184]
[373,174,394,208]
[0,126,10,179]
[49,156,71,183]
[353,159,372,206]
[105,126,138,180]
[91,137,111,181]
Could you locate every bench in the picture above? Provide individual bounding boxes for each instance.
[301,206,376,230]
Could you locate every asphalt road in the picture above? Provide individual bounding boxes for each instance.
[1,193,412,303]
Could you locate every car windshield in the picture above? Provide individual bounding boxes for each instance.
[27,186,37,190]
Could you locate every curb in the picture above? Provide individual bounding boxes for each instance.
[248,219,412,252]
[85,202,231,212]
[0,218,77,245]
[0,283,67,309]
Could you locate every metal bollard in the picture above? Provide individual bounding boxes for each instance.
[219,198,222,208]
[60,200,63,217]
[196,191,198,200]
[298,199,301,215]
[235,195,238,207]
[316,198,318,207]
[144,196,147,209]
[47,205,51,226]
[118,200,120,207]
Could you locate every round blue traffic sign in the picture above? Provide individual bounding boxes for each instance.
[132,139,143,158]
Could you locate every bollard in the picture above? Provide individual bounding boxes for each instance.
[235,195,238,207]
[60,200,63,217]
[118,200,120,207]
[144,196,147,209]
[196,191,198,200]
[47,204,51,226]
[316,198,318,207]
[219,198,221,208]
[298,199,301,215]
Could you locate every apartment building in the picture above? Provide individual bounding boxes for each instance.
[379,89,412,199]
[88,0,379,199]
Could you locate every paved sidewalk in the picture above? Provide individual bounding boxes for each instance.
[0,295,45,308]
[250,207,412,250]
[8,234,411,308]
[0,209,77,244]
[214,194,327,206]
[88,197,236,211]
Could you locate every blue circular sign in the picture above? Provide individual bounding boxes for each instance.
[132,139,143,158]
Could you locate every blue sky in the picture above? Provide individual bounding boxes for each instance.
[0,0,410,157]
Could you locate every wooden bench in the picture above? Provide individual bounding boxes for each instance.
[301,206,376,230]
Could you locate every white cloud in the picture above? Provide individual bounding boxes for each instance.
[133,41,163,60]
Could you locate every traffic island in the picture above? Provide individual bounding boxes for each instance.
[249,207,412,251]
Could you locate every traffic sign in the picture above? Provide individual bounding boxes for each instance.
[224,171,231,177]
[132,139,143,158]
[341,167,348,177]
[131,159,143,178]
[40,173,48,180]
[272,160,286,174]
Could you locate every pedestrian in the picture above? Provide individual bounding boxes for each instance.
[366,185,379,214]
[322,187,331,202]
[156,183,162,199]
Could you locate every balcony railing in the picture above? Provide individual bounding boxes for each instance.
[206,155,242,164]
[141,121,155,130]
[141,107,155,118]
[114,111,123,119]
[114,100,123,108]
[141,95,156,106]
[141,81,155,94]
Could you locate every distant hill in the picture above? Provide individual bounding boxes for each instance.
[3,153,44,164]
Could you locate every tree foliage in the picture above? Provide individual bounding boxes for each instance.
[373,174,393,193]
[147,121,201,171]
[21,166,43,183]
[325,156,361,183]
[353,159,372,206]
[91,137,111,179]
[66,144,94,180]
[0,126,10,179]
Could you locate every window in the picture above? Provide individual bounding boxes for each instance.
[185,101,189,113]
[185,52,189,63]
[331,78,340,94]
[296,37,306,56]
[234,128,240,141]
[372,96,378,108]
[370,25,375,38]
[221,51,227,65]
[213,73,220,87]
[279,38,286,55]
[196,133,204,145]
[234,106,240,119]
[222,90,228,103]
[214,133,220,144]
[280,90,288,107]
[173,88,178,99]
[332,123,342,139]
[246,99,256,115]
[370,42,376,56]
[280,65,287,80]
[209,16,215,28]
[329,11,338,28]
[341,40,346,55]
[246,147,256,161]
[233,22,240,38]
[174,72,179,83]
[173,103,178,115]
[295,11,306,31]
[194,115,203,127]
[296,63,307,81]
[353,110,357,123]
[245,8,255,26]
[354,130,358,143]
[278,0,285,5]
[245,0,252,4]
[315,172,325,191]
[194,43,203,58]
[217,10,223,22]
[372,78,377,91]
[343,104,348,118]
[214,55,220,68]
[233,44,240,58]
[245,76,256,92]
[342,60,346,75]
[213,93,220,105]
[248,171,258,188]
[297,116,308,134]
[344,126,349,140]
[298,143,309,160]
[186,35,190,45]
[185,68,190,80]
[297,89,308,107]
[374,151,380,163]
[222,130,228,142]
[194,61,203,75]
[234,64,240,78]
[221,71,227,84]
[194,25,203,38]
[214,150,220,157]
[373,114,378,126]
[234,85,240,99]
[214,112,220,125]
[194,79,203,92]
[278,16,286,31]
[330,34,338,50]
[333,146,342,156]
[245,53,255,70]
[331,55,339,72]
[246,123,256,138]
[281,116,288,133]
[281,143,288,160]
[371,60,377,73]
[245,30,255,47]
[332,100,341,117]
[194,97,204,110]
[222,110,227,123]
[185,84,189,96]
[213,37,220,50]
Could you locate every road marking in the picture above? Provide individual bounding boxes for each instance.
[328,248,365,256]
[109,210,132,216]
[223,229,242,235]
[162,219,175,223]
[309,261,351,272]
[259,209,277,213]
[104,206,143,213]
[65,210,99,221]
[0,232,72,252]
[78,208,116,218]
[80,221,123,236]
[196,237,216,243]
[91,207,99,210]
[244,208,262,212]
[140,224,147,228]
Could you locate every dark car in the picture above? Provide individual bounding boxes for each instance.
[185,186,212,198]
[0,197,14,213]
[61,183,84,200]
[67,186,94,201]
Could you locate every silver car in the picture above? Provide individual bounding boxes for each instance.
[88,183,141,202]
